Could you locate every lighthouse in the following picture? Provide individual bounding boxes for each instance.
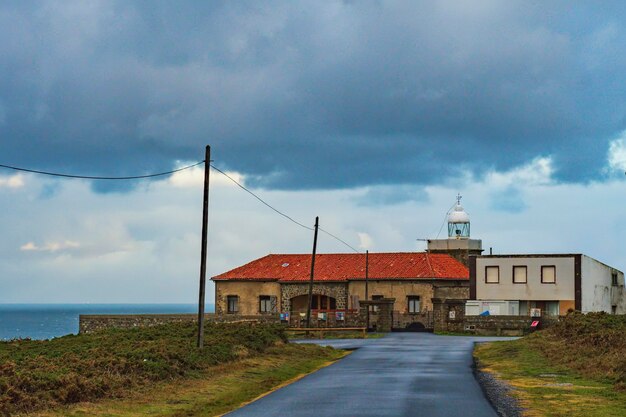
[448,194,470,239]
[427,194,483,266]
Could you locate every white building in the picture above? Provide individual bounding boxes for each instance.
[467,254,626,317]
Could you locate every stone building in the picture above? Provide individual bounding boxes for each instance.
[212,195,484,330]
[212,252,470,330]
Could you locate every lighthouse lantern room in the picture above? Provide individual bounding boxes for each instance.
[448,194,470,239]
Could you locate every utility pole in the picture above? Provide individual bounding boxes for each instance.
[305,216,319,328]
[365,249,369,330]
[197,145,211,348]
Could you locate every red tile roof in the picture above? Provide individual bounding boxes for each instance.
[212,252,468,282]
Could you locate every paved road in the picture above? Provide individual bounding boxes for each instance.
[226,333,513,417]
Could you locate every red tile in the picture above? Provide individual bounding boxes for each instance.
[212,252,468,282]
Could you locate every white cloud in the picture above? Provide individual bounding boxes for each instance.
[168,164,246,188]
[484,157,554,188]
[357,232,373,250]
[608,134,626,172]
[0,174,24,189]
[20,240,80,253]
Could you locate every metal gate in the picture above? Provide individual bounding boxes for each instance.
[392,310,434,332]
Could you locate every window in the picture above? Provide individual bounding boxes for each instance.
[227,295,239,313]
[541,266,556,283]
[372,295,383,312]
[485,266,499,283]
[259,295,272,313]
[612,273,618,286]
[513,266,527,284]
[408,296,420,313]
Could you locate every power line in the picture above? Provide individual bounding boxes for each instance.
[319,227,361,253]
[210,164,361,253]
[209,164,313,231]
[0,161,205,180]
[0,158,362,253]
[435,201,457,239]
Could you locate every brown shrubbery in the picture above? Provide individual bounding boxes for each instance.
[0,322,286,416]
[525,312,626,388]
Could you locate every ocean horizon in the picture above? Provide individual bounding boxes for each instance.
[0,303,215,341]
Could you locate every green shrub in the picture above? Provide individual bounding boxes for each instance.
[0,322,286,415]
[525,312,626,385]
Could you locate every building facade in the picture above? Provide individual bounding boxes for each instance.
[468,254,626,316]
[211,252,470,329]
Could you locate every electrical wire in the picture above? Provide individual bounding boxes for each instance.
[318,227,361,253]
[209,164,314,231]
[435,201,458,239]
[0,158,362,253]
[210,164,362,253]
[0,161,205,180]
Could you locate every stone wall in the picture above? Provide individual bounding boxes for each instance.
[280,283,348,313]
[431,283,471,333]
[462,315,535,336]
[287,311,364,328]
[432,298,466,333]
[79,313,279,334]
[360,299,395,332]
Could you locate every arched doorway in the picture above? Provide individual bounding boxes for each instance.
[290,294,337,314]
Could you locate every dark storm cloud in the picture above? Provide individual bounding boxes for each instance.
[1,1,626,190]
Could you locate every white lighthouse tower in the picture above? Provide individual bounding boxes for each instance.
[427,194,483,266]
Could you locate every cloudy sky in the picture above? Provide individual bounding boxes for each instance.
[1,1,626,303]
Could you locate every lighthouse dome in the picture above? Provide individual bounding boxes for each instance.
[448,204,470,224]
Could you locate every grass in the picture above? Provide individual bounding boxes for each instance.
[474,313,626,417]
[0,322,314,416]
[29,343,347,417]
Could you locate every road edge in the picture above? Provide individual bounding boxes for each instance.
[472,343,524,417]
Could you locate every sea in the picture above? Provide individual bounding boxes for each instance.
[0,304,214,341]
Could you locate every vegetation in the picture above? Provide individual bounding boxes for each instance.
[34,343,346,417]
[475,312,626,417]
[0,322,313,416]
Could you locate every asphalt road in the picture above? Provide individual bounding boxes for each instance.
[226,333,514,417]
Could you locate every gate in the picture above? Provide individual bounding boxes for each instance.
[392,310,434,332]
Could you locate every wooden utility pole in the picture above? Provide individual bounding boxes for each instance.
[197,145,211,348]
[365,250,369,330]
[305,216,319,328]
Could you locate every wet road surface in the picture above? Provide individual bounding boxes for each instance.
[226,333,514,417]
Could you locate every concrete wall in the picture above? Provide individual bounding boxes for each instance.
[581,255,626,313]
[427,238,483,266]
[215,281,281,315]
[475,256,576,302]
[348,281,436,312]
